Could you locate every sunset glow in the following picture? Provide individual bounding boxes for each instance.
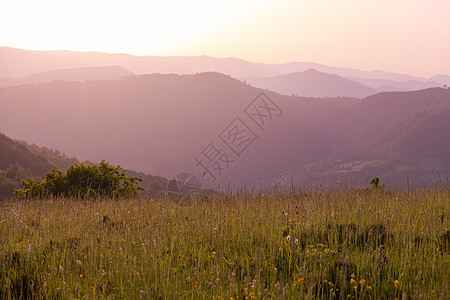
[1,0,449,76]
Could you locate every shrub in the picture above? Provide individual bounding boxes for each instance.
[14,160,143,199]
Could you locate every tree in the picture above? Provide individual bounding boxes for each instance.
[370,177,380,188]
[0,164,33,201]
[14,161,144,199]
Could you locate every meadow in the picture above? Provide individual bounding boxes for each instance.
[0,186,448,299]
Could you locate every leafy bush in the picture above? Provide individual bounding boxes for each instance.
[370,177,380,188]
[14,161,143,199]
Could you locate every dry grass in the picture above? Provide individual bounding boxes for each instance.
[0,186,449,299]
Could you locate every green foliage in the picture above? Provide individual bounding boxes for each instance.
[20,141,78,172]
[0,132,52,177]
[14,161,144,199]
[0,164,33,200]
[0,132,84,200]
[370,177,380,188]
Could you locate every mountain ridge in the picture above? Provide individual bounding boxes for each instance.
[1,72,448,187]
[0,65,134,87]
[1,47,446,86]
[242,69,377,98]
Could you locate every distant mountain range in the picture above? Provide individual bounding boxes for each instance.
[0,47,446,97]
[242,69,377,98]
[0,65,134,88]
[1,71,448,188]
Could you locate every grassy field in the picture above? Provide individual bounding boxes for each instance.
[0,187,448,299]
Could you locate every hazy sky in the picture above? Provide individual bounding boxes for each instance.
[1,0,449,77]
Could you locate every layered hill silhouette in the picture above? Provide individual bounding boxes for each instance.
[242,69,377,98]
[306,105,450,185]
[0,47,446,95]
[1,72,448,188]
[0,66,134,88]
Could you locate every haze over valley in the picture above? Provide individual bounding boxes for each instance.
[1,47,449,189]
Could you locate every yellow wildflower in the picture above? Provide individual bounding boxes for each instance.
[359,279,365,285]
[366,286,372,291]
[350,279,356,285]
[394,280,400,287]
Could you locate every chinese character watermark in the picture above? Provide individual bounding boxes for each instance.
[194,92,283,183]
[245,92,283,131]
[219,117,258,157]
[166,92,284,206]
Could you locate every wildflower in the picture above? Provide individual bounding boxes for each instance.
[366,286,372,291]
[79,274,84,278]
[298,277,304,283]
[394,280,400,287]
[173,268,177,273]
[359,279,365,285]
[294,239,299,245]
[350,279,356,285]
[287,235,291,242]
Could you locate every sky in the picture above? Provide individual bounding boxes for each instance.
[0,0,449,77]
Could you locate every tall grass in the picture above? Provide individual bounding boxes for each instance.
[0,187,448,299]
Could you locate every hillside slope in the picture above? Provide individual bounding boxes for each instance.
[305,105,450,185]
[243,69,376,98]
[0,66,134,87]
[1,73,449,187]
[0,132,53,177]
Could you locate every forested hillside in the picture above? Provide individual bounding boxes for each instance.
[0,132,171,200]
